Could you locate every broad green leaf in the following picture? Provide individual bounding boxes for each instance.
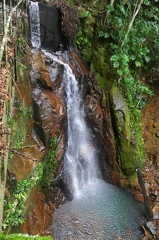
[110,55,118,61]
[107,5,114,11]
[122,54,129,62]
[130,55,136,61]
[135,60,141,67]
[144,56,150,62]
[113,61,119,68]
[117,69,123,76]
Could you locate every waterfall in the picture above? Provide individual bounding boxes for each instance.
[42,51,98,197]
[63,62,98,197]
[29,1,41,48]
[28,1,98,197]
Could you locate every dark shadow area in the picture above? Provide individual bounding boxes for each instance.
[39,3,62,51]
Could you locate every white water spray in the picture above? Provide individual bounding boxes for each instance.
[29,1,41,48]
[63,63,98,197]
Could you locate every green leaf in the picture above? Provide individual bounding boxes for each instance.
[118,5,126,15]
[144,56,150,62]
[98,31,109,38]
[122,54,129,62]
[135,60,141,67]
[130,55,136,61]
[107,5,114,11]
[113,61,119,68]
[110,55,118,61]
[117,69,123,76]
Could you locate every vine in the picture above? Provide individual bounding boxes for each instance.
[3,162,43,230]
[41,136,58,187]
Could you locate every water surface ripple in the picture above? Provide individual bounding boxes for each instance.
[51,179,145,240]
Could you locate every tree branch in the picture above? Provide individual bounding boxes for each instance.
[5,147,38,163]
[0,0,23,67]
[121,0,144,48]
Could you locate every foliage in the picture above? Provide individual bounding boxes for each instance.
[41,136,58,187]
[2,163,43,230]
[0,233,52,239]
[73,0,159,172]
[8,104,33,163]
[73,10,95,50]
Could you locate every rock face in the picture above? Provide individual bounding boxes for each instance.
[110,86,144,183]
[39,3,62,51]
[30,50,66,146]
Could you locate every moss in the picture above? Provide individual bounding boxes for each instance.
[16,62,28,83]
[119,126,145,178]
[92,48,105,74]
[111,86,131,141]
[96,73,105,89]
[120,139,140,175]
[110,85,145,182]
[82,49,93,63]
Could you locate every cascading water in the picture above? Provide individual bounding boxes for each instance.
[29,1,41,48]
[42,51,99,197]
[62,62,98,197]
[29,5,146,240]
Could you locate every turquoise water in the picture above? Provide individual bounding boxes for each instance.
[51,179,145,239]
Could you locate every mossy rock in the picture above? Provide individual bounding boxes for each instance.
[120,139,144,175]
[110,86,145,180]
[111,86,131,141]
[96,73,105,89]
[92,48,105,74]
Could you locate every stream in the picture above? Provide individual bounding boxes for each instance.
[29,2,146,239]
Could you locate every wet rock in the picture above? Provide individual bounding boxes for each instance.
[70,51,89,76]
[141,225,154,240]
[8,143,44,181]
[134,193,144,203]
[85,95,103,127]
[58,178,73,201]
[147,221,157,236]
[30,51,66,146]
[21,192,53,235]
[153,203,159,219]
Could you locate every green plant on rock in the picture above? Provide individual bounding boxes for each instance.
[3,162,43,230]
[0,233,52,239]
[74,10,95,50]
[41,136,58,187]
[7,104,33,164]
